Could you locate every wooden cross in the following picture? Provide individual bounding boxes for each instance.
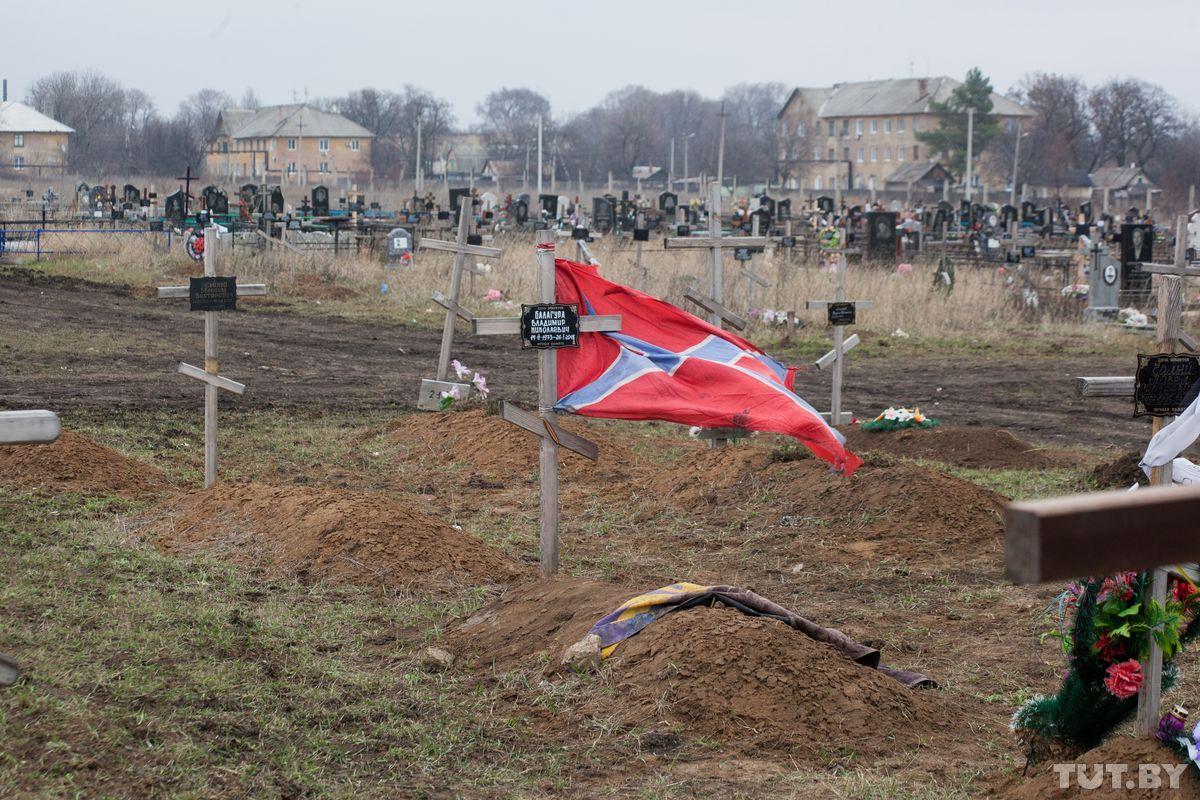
[417,198,504,411]
[1053,215,1199,736]
[664,183,769,331]
[805,242,873,426]
[175,166,196,218]
[740,213,773,311]
[471,229,621,576]
[157,226,266,488]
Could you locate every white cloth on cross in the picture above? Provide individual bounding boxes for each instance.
[1141,390,1200,485]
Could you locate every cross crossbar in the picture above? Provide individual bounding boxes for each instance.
[805,300,876,310]
[682,289,748,330]
[1136,262,1200,277]
[431,290,475,323]
[177,362,246,395]
[472,315,622,336]
[420,238,503,258]
[498,400,599,461]
[815,334,860,370]
[1077,376,1135,397]
[664,236,770,250]
[156,284,267,299]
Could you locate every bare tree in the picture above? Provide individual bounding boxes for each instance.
[1089,79,1180,167]
[239,87,262,111]
[721,82,789,182]
[477,88,551,160]
[26,70,129,173]
[176,88,234,150]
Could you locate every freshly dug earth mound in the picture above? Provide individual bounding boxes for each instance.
[998,735,1200,798]
[142,482,521,586]
[649,446,1004,562]
[0,430,169,499]
[389,409,640,485]
[1091,451,1144,489]
[842,425,1056,469]
[601,606,957,756]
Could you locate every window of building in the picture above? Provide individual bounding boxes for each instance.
[842,146,850,161]
[855,119,863,136]
[854,175,863,189]
[288,162,297,174]
[828,147,835,160]
[884,148,892,161]
[220,142,228,153]
[897,117,905,133]
[913,145,920,160]
[884,119,892,134]
[841,119,849,136]
[13,155,24,170]
[796,121,805,137]
[350,138,360,152]
[856,147,864,162]
[828,120,835,136]
[814,176,822,191]
[912,117,921,132]
[870,147,877,162]
[812,147,821,160]
[13,133,24,147]
[898,147,905,162]
[868,176,876,190]
[870,119,878,134]
[319,138,330,152]
[319,161,329,173]
[288,138,297,151]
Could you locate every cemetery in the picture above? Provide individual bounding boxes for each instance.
[4,45,1200,799]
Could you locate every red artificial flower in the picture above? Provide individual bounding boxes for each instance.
[1172,579,1198,606]
[1100,572,1138,603]
[1104,659,1144,699]
[1094,632,1128,663]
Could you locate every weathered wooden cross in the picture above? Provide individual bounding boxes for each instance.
[471,229,622,576]
[663,184,768,446]
[418,198,504,410]
[805,241,873,426]
[157,225,266,488]
[1028,215,1200,736]
[739,212,772,311]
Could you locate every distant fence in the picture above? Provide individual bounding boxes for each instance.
[0,227,171,260]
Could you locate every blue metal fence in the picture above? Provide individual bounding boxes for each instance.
[0,228,171,260]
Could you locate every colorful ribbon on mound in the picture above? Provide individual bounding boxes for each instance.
[588,582,935,688]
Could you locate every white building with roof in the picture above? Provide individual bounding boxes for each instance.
[0,101,73,176]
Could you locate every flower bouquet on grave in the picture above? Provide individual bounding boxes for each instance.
[439,360,490,410]
[1011,572,1200,757]
[858,407,940,433]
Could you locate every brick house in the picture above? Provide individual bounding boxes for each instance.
[0,101,73,177]
[204,104,374,187]
[776,77,1031,195]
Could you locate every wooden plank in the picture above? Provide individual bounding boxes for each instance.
[420,238,503,258]
[1004,484,1200,584]
[820,411,855,425]
[741,268,771,288]
[695,427,750,440]
[0,410,61,444]
[805,300,876,310]
[177,362,246,394]
[256,228,300,253]
[416,378,471,411]
[1076,376,1135,397]
[498,400,599,461]
[581,315,622,333]
[1137,263,1200,277]
[473,315,621,336]
[814,334,860,370]
[156,284,268,298]
[431,291,475,323]
[664,236,770,250]
[683,289,748,330]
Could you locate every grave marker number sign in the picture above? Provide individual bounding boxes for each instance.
[521,303,580,349]
[827,301,857,326]
[189,276,238,312]
[1134,353,1200,417]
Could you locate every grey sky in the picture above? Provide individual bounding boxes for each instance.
[8,0,1200,123]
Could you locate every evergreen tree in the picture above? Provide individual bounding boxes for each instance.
[916,68,1001,178]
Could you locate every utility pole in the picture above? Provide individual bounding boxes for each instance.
[1010,120,1021,208]
[669,137,676,191]
[537,115,543,213]
[965,107,975,204]
[716,103,729,195]
[416,116,423,192]
[683,135,691,197]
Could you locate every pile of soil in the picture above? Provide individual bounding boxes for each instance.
[842,425,1056,470]
[454,581,968,760]
[1092,452,1145,489]
[0,430,169,499]
[141,482,522,587]
[999,736,1200,798]
[648,446,1005,563]
[389,409,640,486]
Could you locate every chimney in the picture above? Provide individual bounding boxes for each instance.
[917,78,927,97]
[2,80,7,102]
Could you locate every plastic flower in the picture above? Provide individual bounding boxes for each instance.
[896,263,914,275]
[472,372,489,399]
[1094,632,1127,663]
[451,360,472,380]
[1172,579,1198,606]
[1103,659,1144,699]
[484,288,503,302]
[1098,571,1138,602]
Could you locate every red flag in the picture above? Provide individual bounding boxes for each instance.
[554,259,861,476]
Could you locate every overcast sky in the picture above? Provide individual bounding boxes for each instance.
[7,0,1199,123]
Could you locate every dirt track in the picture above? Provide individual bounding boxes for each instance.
[0,268,1145,450]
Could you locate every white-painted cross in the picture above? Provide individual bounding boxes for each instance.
[805,238,873,426]
[418,198,504,410]
[157,225,266,488]
[471,229,622,576]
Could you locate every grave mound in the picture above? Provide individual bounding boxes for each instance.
[999,736,1200,799]
[1091,451,1144,489]
[455,581,967,759]
[841,425,1055,469]
[389,409,639,485]
[649,446,1004,562]
[141,482,522,587]
[0,430,170,499]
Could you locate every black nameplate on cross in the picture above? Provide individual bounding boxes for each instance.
[189,276,238,312]
[521,303,580,349]
[827,302,857,326]
[1135,353,1200,417]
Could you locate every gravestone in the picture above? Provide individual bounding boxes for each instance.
[778,198,792,220]
[659,191,678,215]
[123,184,140,205]
[816,195,835,214]
[1086,243,1122,319]
[539,193,558,220]
[270,186,285,216]
[312,185,330,216]
[386,228,412,264]
[240,184,260,210]
[202,186,229,215]
[164,190,186,220]
[758,195,776,220]
[514,198,529,225]
[449,188,472,214]
[592,196,614,230]
[865,211,897,259]
[1123,223,1155,296]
